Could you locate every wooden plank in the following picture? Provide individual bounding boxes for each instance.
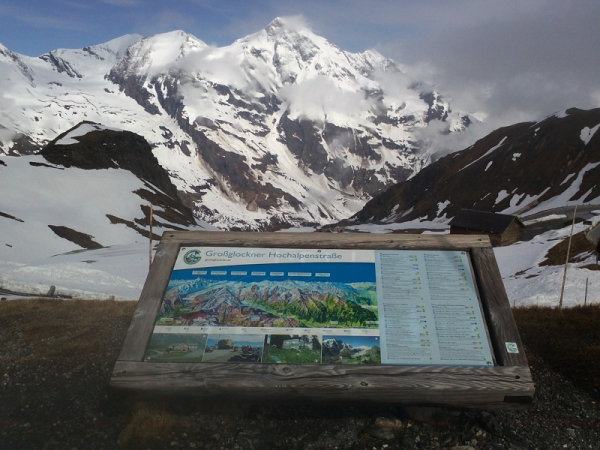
[117,241,180,361]
[112,232,535,407]
[470,247,529,367]
[159,231,492,249]
[111,361,534,407]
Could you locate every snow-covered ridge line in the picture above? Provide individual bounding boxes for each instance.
[0,17,472,230]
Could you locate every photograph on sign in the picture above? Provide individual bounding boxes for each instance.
[145,333,208,363]
[144,246,494,367]
[263,334,322,364]
[322,335,382,365]
[202,334,264,363]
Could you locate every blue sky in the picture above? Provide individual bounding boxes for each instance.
[0,0,419,56]
[1,0,599,129]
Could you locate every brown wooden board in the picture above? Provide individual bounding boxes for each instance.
[111,231,534,407]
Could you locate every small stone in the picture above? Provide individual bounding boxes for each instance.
[567,428,576,438]
[374,417,404,430]
[171,441,179,447]
[369,428,396,440]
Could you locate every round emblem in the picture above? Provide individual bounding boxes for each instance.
[183,250,201,265]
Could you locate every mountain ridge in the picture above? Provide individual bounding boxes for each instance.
[344,107,600,228]
[0,18,471,230]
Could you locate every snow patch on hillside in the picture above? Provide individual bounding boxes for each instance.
[55,123,121,145]
[525,162,600,215]
[495,222,598,308]
[2,217,599,306]
[580,124,600,145]
[460,136,507,172]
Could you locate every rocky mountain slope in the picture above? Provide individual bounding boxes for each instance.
[345,107,600,227]
[0,122,212,263]
[0,18,471,230]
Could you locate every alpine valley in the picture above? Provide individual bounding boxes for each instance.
[159,278,378,329]
[0,17,472,231]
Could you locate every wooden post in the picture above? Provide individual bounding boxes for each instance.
[559,204,577,309]
[149,205,154,270]
[584,277,588,306]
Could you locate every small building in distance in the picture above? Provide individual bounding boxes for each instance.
[449,209,524,247]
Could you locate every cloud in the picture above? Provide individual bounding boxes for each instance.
[348,1,600,156]
[176,45,255,89]
[56,1,90,9]
[383,1,600,125]
[99,0,141,6]
[235,1,600,130]
[0,96,20,142]
[279,76,377,123]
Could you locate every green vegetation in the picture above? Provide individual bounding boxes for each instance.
[349,282,378,306]
[264,346,322,364]
[247,293,378,328]
[342,346,381,365]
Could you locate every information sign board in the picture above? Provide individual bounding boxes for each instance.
[146,246,493,367]
[110,231,535,408]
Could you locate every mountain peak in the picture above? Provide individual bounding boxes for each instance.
[1,20,472,230]
[265,16,310,34]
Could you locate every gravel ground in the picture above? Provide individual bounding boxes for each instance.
[1,301,599,450]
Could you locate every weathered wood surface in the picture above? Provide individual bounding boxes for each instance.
[111,231,535,406]
[117,241,180,361]
[160,231,492,249]
[111,361,534,407]
[471,247,529,367]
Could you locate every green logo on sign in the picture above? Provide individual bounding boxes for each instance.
[183,250,201,265]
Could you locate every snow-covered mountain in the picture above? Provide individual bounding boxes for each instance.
[0,123,214,263]
[0,18,471,230]
[344,107,600,228]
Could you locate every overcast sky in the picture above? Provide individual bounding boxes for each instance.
[1,0,599,139]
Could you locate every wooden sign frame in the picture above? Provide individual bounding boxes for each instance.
[110,231,534,408]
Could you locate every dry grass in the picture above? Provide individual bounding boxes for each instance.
[513,304,600,391]
[118,403,180,449]
[0,298,136,366]
[539,231,596,266]
[2,298,599,448]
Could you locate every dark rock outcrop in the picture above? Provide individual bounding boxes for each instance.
[41,122,197,228]
[349,107,600,225]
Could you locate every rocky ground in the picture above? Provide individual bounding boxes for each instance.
[1,300,599,450]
